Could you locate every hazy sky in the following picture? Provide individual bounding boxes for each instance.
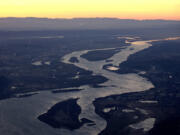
[0,0,180,20]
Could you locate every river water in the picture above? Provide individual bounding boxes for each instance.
[1,37,176,135]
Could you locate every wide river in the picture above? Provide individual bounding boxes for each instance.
[0,37,178,135]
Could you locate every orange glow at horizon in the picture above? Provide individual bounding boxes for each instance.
[0,0,180,20]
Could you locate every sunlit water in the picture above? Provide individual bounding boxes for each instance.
[0,37,179,135]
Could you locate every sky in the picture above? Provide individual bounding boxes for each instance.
[0,0,180,20]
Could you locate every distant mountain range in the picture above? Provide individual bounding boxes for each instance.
[0,17,180,30]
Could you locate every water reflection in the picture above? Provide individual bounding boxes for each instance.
[0,36,179,135]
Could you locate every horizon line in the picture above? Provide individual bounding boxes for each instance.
[0,17,180,21]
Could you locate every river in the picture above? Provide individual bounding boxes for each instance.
[1,36,177,135]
